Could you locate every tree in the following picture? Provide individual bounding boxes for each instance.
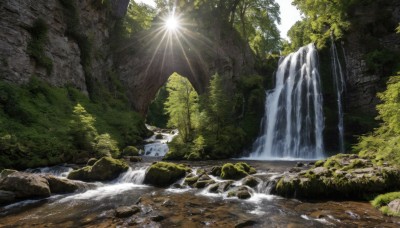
[70,103,97,151]
[164,73,199,142]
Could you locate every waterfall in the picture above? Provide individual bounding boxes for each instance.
[250,44,324,159]
[330,38,346,153]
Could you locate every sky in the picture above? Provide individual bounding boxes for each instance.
[134,0,302,40]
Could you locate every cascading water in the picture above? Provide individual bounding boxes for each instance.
[330,37,346,153]
[250,44,325,159]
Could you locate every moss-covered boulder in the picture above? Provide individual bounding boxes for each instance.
[144,162,191,187]
[275,154,400,199]
[372,192,400,217]
[68,157,129,182]
[221,162,256,180]
[210,166,222,176]
[227,186,252,199]
[86,158,98,166]
[0,169,17,180]
[122,146,140,157]
[242,176,260,188]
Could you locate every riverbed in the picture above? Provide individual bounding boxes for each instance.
[1,159,399,227]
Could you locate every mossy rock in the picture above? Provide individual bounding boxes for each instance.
[193,180,215,189]
[68,157,129,182]
[122,146,139,157]
[86,158,98,166]
[0,169,17,180]
[372,192,400,216]
[144,162,191,187]
[242,176,259,188]
[184,176,199,186]
[220,162,256,180]
[129,156,142,162]
[227,187,252,199]
[210,166,222,176]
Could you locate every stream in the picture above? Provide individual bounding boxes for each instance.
[1,159,400,227]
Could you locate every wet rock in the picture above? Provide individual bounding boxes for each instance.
[155,134,163,140]
[208,181,234,193]
[86,158,98,166]
[0,190,16,205]
[122,146,140,157]
[144,162,190,187]
[210,166,222,176]
[235,220,257,228]
[115,205,140,218]
[221,162,256,180]
[68,157,129,182]
[151,214,165,222]
[242,176,260,188]
[0,172,50,198]
[237,190,251,199]
[193,180,215,189]
[296,162,305,167]
[129,156,142,162]
[388,199,400,214]
[275,154,400,199]
[0,169,17,180]
[42,175,79,194]
[289,167,301,173]
[184,176,199,187]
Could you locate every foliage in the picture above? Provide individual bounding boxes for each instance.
[164,73,199,143]
[146,85,169,128]
[164,73,265,160]
[70,103,97,151]
[354,74,400,165]
[27,18,53,74]
[372,192,400,216]
[0,78,148,169]
[93,133,120,158]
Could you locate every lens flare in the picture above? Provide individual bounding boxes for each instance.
[165,16,178,31]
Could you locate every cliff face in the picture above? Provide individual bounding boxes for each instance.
[0,0,128,93]
[344,0,400,113]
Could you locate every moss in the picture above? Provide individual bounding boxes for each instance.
[144,162,191,187]
[314,160,324,167]
[183,176,199,186]
[372,192,400,216]
[220,163,255,180]
[122,146,139,157]
[27,18,53,74]
[86,158,98,166]
[67,156,128,181]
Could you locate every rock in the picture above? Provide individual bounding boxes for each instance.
[0,172,50,198]
[184,176,199,186]
[129,156,142,162]
[68,157,129,182]
[208,181,234,193]
[242,176,259,188]
[86,158,98,166]
[221,163,256,180]
[275,155,400,199]
[151,214,165,222]
[235,220,257,228]
[388,199,400,214]
[42,175,79,194]
[0,190,16,205]
[210,166,222,176]
[296,162,305,167]
[289,167,301,173]
[115,205,140,218]
[237,190,251,199]
[0,169,17,180]
[155,134,163,140]
[122,146,140,157]
[193,180,215,189]
[144,162,190,187]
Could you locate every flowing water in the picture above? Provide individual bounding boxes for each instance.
[144,127,178,157]
[2,159,399,227]
[330,37,346,153]
[250,44,325,160]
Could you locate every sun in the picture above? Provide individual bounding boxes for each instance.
[165,16,179,31]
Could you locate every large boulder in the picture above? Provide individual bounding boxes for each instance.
[0,172,50,198]
[68,157,129,182]
[221,163,256,180]
[0,190,16,205]
[144,162,191,187]
[0,169,17,180]
[275,154,400,199]
[42,175,80,194]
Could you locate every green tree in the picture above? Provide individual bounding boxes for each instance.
[164,73,199,142]
[70,103,98,151]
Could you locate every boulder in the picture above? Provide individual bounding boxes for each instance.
[42,175,80,194]
[210,166,222,176]
[115,205,140,218]
[242,176,260,188]
[227,187,252,199]
[221,163,256,180]
[86,158,98,166]
[68,157,129,182]
[129,156,143,162]
[122,146,140,157]
[144,162,191,187]
[0,169,17,180]
[0,172,50,198]
[275,154,400,199]
[388,199,400,214]
[208,181,234,193]
[193,180,215,189]
[0,190,16,205]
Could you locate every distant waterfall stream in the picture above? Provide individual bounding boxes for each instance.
[250,44,325,159]
[330,38,346,153]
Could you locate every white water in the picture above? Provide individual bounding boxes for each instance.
[250,44,325,160]
[144,129,178,157]
[330,38,346,153]
[115,167,146,184]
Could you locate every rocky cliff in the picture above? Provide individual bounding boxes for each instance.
[344,0,400,114]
